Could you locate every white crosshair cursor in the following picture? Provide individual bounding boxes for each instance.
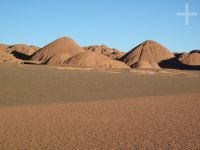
[176,3,198,25]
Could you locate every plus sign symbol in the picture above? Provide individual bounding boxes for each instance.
[176,3,198,25]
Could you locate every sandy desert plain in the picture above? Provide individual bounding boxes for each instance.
[0,37,200,149]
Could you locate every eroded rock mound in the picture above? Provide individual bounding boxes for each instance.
[0,44,21,63]
[120,40,174,69]
[9,44,39,60]
[9,44,39,55]
[64,51,130,69]
[30,37,85,64]
[179,50,200,66]
[83,45,125,60]
[0,43,40,62]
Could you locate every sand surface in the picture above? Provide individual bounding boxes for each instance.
[0,64,200,149]
[0,64,200,106]
[0,94,200,149]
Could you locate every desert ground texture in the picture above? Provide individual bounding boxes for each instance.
[0,64,200,149]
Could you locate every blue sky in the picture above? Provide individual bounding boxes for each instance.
[0,0,199,52]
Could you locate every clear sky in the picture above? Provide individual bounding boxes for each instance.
[0,0,199,52]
